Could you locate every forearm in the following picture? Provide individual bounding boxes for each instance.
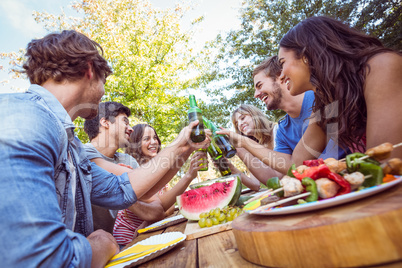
[141,149,193,200]
[128,198,166,222]
[228,162,260,191]
[127,143,189,200]
[236,148,284,185]
[158,171,195,211]
[239,138,292,174]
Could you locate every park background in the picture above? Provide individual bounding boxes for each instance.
[1,0,400,187]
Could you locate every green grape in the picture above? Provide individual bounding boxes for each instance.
[220,219,227,224]
[211,217,219,225]
[233,212,239,219]
[209,209,215,217]
[198,218,206,228]
[226,214,233,222]
[218,213,226,222]
[206,218,213,227]
[213,208,221,217]
[229,208,237,216]
[199,212,208,218]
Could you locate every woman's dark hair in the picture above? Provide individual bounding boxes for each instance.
[23,30,112,85]
[279,16,394,150]
[126,124,161,165]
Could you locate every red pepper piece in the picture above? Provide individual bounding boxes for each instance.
[326,172,351,196]
[303,158,325,167]
[292,164,331,180]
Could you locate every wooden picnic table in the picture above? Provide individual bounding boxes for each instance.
[119,188,263,268]
[120,180,402,267]
[121,211,262,267]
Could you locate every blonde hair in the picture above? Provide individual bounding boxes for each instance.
[231,104,275,148]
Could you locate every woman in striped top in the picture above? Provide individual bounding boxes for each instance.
[113,123,207,246]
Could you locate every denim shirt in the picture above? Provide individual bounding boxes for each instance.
[0,85,137,267]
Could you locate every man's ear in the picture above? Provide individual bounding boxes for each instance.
[85,62,94,80]
[100,117,109,128]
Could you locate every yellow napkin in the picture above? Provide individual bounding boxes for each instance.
[243,199,261,211]
[105,237,183,267]
[137,220,170,233]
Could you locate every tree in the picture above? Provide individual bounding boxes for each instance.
[27,0,210,144]
[200,0,401,126]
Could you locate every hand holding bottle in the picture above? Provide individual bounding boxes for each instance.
[187,150,209,178]
[215,128,245,148]
[169,120,211,153]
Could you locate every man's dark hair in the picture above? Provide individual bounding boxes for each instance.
[253,55,282,80]
[84,102,131,140]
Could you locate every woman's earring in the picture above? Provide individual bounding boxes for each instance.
[303,57,308,64]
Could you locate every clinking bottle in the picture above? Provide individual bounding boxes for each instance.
[215,157,232,177]
[206,140,232,176]
[196,148,208,171]
[205,118,237,158]
[188,95,206,143]
[203,117,233,176]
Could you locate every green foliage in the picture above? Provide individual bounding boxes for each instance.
[32,0,208,144]
[200,0,401,126]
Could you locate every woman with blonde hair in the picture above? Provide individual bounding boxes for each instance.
[231,104,276,149]
[222,104,282,187]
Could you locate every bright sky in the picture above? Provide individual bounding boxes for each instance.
[0,0,243,93]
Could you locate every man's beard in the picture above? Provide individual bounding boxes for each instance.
[266,82,282,110]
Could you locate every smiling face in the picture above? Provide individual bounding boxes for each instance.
[278,47,314,96]
[253,72,283,110]
[109,113,132,148]
[234,112,256,137]
[140,126,160,159]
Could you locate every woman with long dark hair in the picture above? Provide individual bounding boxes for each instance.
[219,16,401,173]
[113,123,207,246]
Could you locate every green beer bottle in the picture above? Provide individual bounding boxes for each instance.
[215,157,232,176]
[188,95,206,143]
[207,138,224,161]
[204,117,223,160]
[196,148,208,171]
[207,119,237,158]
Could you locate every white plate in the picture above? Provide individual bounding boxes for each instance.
[137,215,187,234]
[246,176,402,216]
[107,232,186,268]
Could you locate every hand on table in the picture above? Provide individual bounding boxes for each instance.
[87,229,119,268]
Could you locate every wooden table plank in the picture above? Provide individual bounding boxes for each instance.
[138,220,198,268]
[198,230,263,267]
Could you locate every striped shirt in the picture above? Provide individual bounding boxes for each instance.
[113,209,144,246]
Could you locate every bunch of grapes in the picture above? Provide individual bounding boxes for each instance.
[198,206,243,228]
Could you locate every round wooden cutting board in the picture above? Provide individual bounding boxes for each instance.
[232,182,402,268]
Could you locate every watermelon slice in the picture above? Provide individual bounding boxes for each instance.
[177,176,242,221]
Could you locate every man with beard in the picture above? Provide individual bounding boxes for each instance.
[0,30,210,267]
[253,55,347,158]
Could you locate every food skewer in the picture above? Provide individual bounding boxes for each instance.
[339,142,402,162]
[244,187,284,205]
[244,189,272,205]
[251,175,373,212]
[250,192,311,214]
